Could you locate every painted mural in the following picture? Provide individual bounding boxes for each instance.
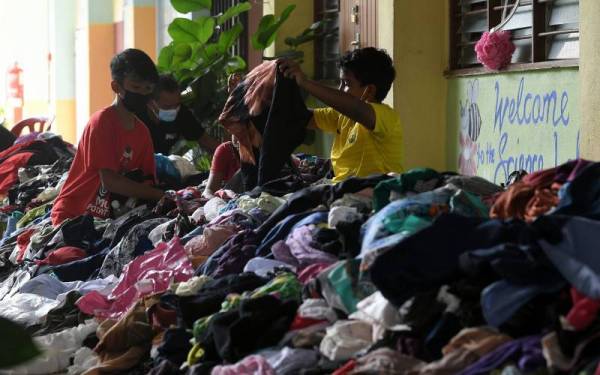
[448,69,580,185]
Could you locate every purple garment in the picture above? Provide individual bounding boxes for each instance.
[458,335,545,375]
[212,230,259,278]
[272,225,338,268]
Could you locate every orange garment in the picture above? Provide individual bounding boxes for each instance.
[218,61,277,164]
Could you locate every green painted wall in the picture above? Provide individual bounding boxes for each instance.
[447,68,580,185]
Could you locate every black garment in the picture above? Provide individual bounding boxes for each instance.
[137,106,206,155]
[198,295,298,363]
[60,215,104,251]
[0,125,16,152]
[156,328,193,367]
[176,272,268,328]
[554,162,600,219]
[51,247,110,282]
[148,360,183,375]
[255,174,391,240]
[235,67,310,191]
[196,230,259,278]
[370,214,533,308]
[257,68,311,186]
[33,291,89,336]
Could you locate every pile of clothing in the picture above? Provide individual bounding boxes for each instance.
[2,149,600,374]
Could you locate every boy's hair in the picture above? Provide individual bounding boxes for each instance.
[154,74,180,98]
[110,48,159,85]
[339,47,395,102]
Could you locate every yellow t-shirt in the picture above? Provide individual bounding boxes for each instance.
[313,103,403,182]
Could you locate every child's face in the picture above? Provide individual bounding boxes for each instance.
[114,76,155,97]
[156,90,181,111]
[339,69,370,101]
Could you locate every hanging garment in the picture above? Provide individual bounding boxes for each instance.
[218,61,311,190]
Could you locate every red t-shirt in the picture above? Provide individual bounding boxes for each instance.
[51,106,156,226]
[211,141,240,182]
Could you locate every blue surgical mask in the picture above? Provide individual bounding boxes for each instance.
[158,107,179,122]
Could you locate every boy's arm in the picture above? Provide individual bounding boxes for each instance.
[100,169,164,201]
[279,60,376,130]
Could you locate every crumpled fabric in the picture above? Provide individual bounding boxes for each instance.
[168,155,197,179]
[67,347,101,375]
[243,257,296,278]
[184,223,239,268]
[0,268,31,300]
[0,320,98,375]
[236,193,286,215]
[360,187,488,273]
[261,347,320,375]
[444,175,503,197]
[537,215,600,299]
[298,263,331,285]
[99,217,169,278]
[82,298,156,375]
[457,335,545,375]
[205,197,228,222]
[77,237,193,319]
[319,320,375,361]
[210,354,275,375]
[328,206,361,228]
[199,229,260,278]
[17,203,52,229]
[175,275,212,297]
[34,246,87,266]
[331,193,373,214]
[413,327,514,374]
[0,292,60,326]
[373,168,442,212]
[349,291,407,339]
[564,288,600,331]
[272,225,338,268]
[491,159,590,221]
[18,273,117,301]
[219,60,277,164]
[349,348,426,375]
[148,219,175,247]
[297,298,338,323]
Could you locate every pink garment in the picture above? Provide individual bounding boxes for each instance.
[565,288,600,331]
[211,355,275,375]
[298,263,332,285]
[77,237,193,319]
[185,224,239,259]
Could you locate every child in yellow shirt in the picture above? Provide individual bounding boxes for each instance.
[279,47,403,182]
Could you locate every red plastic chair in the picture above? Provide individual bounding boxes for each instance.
[10,116,54,137]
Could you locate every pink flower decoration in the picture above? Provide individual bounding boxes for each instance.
[474,31,516,70]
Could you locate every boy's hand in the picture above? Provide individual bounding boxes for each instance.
[277,59,307,87]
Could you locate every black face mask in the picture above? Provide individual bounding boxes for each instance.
[120,89,151,114]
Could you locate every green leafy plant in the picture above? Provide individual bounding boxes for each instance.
[0,317,40,368]
[157,0,327,139]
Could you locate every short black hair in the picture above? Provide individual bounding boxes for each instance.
[110,48,159,85]
[154,74,180,97]
[339,47,395,102]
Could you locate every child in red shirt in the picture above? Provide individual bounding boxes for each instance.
[203,136,241,197]
[51,49,164,226]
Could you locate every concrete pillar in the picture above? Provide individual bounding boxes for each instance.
[49,0,77,143]
[579,0,600,159]
[123,0,157,60]
[74,0,114,139]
